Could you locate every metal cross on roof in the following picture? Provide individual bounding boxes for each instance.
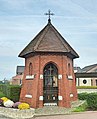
[45,10,54,22]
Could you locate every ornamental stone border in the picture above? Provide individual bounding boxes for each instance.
[0,100,86,119]
[0,107,35,119]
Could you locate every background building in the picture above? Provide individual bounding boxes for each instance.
[75,64,97,86]
[11,66,25,85]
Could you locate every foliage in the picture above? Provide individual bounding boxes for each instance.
[6,85,21,102]
[0,84,8,94]
[18,103,30,110]
[73,106,86,112]
[87,93,97,110]
[77,86,97,89]
[78,93,88,100]
[78,93,97,110]
[73,101,88,112]
[0,85,21,102]
[0,91,6,98]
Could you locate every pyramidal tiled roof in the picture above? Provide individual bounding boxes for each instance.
[19,20,79,59]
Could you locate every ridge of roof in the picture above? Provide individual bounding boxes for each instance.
[18,24,48,57]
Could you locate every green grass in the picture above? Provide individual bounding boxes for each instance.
[73,106,86,112]
[73,101,88,112]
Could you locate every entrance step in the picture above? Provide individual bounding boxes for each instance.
[44,103,57,106]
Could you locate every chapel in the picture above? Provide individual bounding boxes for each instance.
[19,11,79,108]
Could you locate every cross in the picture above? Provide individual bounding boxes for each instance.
[48,65,53,75]
[45,10,54,22]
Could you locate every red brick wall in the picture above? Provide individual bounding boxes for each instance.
[20,54,77,108]
[67,57,78,101]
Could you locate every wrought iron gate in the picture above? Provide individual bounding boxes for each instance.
[43,63,58,104]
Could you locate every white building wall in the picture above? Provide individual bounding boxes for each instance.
[77,78,91,86]
[76,78,79,86]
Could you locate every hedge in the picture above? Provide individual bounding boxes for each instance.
[0,91,6,98]
[77,86,97,89]
[0,84,21,102]
[7,85,21,102]
[87,93,97,110]
[0,84,8,94]
[78,93,97,110]
[78,93,88,100]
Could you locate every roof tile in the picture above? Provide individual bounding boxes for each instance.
[19,21,79,59]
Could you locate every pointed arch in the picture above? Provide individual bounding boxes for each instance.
[43,62,58,104]
[43,61,59,72]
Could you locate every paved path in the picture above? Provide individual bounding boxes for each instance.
[33,111,97,119]
[0,114,12,119]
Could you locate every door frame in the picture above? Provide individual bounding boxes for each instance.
[43,62,58,105]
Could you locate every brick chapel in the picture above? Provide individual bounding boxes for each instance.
[19,12,79,108]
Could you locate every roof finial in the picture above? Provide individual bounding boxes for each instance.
[45,10,54,23]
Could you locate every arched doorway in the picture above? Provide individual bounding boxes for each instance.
[43,63,58,105]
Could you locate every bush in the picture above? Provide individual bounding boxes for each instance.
[78,93,88,100]
[87,93,97,110]
[0,84,21,102]
[0,91,6,98]
[78,93,97,110]
[0,84,8,95]
[77,86,97,89]
[6,85,21,102]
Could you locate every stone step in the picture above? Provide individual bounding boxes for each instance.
[44,103,57,106]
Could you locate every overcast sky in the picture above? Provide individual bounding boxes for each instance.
[0,0,97,80]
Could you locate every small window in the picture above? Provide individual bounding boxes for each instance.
[83,79,87,84]
[20,79,22,85]
[68,63,71,75]
[29,63,32,75]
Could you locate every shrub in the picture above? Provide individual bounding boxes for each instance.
[87,93,97,110]
[0,84,9,95]
[6,85,21,102]
[0,91,6,98]
[78,93,88,100]
[77,86,97,89]
[0,85,21,102]
[18,103,30,110]
[78,93,97,110]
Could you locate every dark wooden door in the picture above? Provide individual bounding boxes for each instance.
[43,63,58,104]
